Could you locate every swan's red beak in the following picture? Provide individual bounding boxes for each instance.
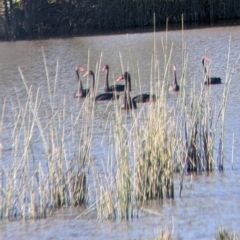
[77,66,84,72]
[102,65,107,71]
[117,75,124,81]
[83,71,89,77]
[204,56,211,61]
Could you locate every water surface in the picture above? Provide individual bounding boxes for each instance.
[1,25,240,239]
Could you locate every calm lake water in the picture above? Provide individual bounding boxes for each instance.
[1,25,240,239]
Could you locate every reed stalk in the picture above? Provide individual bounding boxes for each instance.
[214,226,238,240]
[0,25,235,221]
[0,48,93,219]
[138,228,173,240]
[217,35,240,171]
[113,105,134,220]
[133,101,175,204]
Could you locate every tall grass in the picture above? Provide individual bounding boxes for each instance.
[215,226,239,240]
[138,228,173,240]
[0,28,234,221]
[0,48,92,219]
[133,99,175,203]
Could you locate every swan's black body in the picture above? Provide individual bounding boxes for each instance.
[74,66,90,98]
[202,56,221,85]
[83,70,119,101]
[132,94,157,103]
[102,65,125,92]
[117,72,137,110]
[168,65,180,92]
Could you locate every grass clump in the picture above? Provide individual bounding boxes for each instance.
[214,226,239,240]
[184,87,216,172]
[0,49,92,219]
[137,228,173,240]
[0,29,236,221]
[134,101,175,204]
[114,108,134,220]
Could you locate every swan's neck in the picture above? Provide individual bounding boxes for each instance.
[123,91,132,109]
[123,91,127,108]
[174,70,177,85]
[128,77,131,92]
[203,59,209,82]
[122,74,133,109]
[91,72,95,97]
[125,75,131,92]
[76,70,84,92]
[105,69,109,91]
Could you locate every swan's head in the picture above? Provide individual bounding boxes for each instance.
[202,55,211,62]
[173,65,176,71]
[117,72,130,81]
[76,66,85,72]
[117,72,131,91]
[117,74,124,81]
[123,72,130,80]
[204,56,211,62]
[102,65,109,71]
[83,70,94,77]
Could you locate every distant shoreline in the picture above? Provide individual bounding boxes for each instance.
[3,18,240,42]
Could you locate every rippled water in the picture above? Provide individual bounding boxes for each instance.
[1,25,240,239]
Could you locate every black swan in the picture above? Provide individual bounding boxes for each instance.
[102,65,125,92]
[168,64,180,92]
[83,70,119,101]
[74,66,90,98]
[117,72,137,110]
[132,93,157,103]
[132,76,157,103]
[202,56,221,85]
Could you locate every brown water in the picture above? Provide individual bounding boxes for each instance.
[1,25,240,239]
